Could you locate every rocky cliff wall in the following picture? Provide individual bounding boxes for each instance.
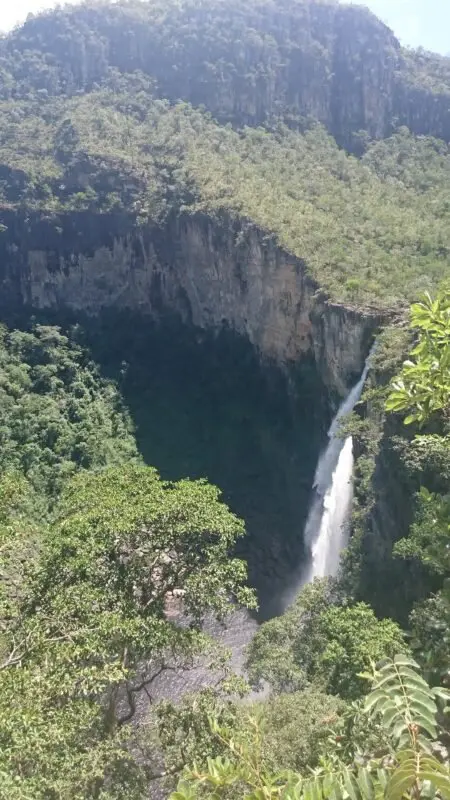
[0,210,381,395]
[5,0,450,149]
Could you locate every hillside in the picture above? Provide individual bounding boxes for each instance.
[1,81,450,308]
[0,0,450,308]
[2,0,450,142]
[0,2,450,799]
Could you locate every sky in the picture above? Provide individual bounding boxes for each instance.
[0,0,449,55]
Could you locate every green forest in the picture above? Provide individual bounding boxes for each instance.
[0,0,450,798]
[1,80,450,305]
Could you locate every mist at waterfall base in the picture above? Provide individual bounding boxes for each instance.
[283,349,374,606]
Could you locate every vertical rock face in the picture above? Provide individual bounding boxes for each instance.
[5,0,450,149]
[0,211,380,396]
[330,6,396,145]
[395,81,450,144]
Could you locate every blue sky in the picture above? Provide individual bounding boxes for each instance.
[351,0,450,55]
[0,0,449,55]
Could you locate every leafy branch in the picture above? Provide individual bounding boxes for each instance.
[171,656,450,800]
[386,291,450,426]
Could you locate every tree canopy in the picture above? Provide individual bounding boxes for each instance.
[0,462,255,797]
[1,2,450,307]
[246,580,407,701]
[0,319,256,797]
[0,2,449,796]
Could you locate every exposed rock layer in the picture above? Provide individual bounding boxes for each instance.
[0,210,381,395]
[4,0,450,148]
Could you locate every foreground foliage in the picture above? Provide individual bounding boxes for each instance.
[386,290,450,684]
[386,290,450,425]
[172,656,450,799]
[158,687,346,789]
[246,580,407,700]
[0,335,256,798]
[340,289,450,625]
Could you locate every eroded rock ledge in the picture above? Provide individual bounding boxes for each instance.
[0,210,383,395]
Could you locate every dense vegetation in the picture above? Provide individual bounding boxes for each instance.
[0,324,256,797]
[2,295,448,797]
[169,291,450,798]
[1,0,450,136]
[339,292,450,626]
[1,86,450,305]
[0,1,449,798]
[0,324,138,497]
[1,1,450,306]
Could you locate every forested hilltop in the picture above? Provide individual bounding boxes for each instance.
[0,1,450,798]
[2,0,450,305]
[2,87,450,306]
[2,0,450,143]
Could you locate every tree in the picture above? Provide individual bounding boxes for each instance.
[385,290,450,681]
[247,580,407,701]
[409,592,450,686]
[394,487,450,576]
[0,464,255,797]
[0,324,139,498]
[171,656,450,800]
[0,471,40,663]
[386,290,450,425]
[315,604,408,700]
[157,687,345,789]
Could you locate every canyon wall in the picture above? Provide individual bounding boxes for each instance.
[0,211,381,396]
[4,0,450,149]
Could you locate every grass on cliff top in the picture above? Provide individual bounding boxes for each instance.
[1,86,450,308]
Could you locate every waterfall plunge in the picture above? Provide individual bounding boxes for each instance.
[300,348,374,586]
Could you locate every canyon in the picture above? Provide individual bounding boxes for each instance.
[0,208,382,613]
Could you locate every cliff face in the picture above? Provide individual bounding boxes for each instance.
[394,80,450,144]
[0,211,379,395]
[139,1,399,147]
[3,0,450,150]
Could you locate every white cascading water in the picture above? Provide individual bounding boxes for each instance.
[301,347,375,584]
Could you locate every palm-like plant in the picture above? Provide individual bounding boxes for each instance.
[171,656,450,800]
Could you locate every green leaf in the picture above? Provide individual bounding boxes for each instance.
[312,777,323,800]
[344,768,362,800]
[381,705,402,730]
[415,718,438,740]
[376,770,388,791]
[365,688,391,713]
[357,768,374,800]
[409,692,438,716]
[386,768,416,800]
[433,687,450,702]
[423,773,450,800]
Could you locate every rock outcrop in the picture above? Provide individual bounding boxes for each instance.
[0,210,381,396]
[3,0,450,149]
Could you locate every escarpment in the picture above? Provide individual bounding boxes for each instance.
[0,210,381,397]
[0,0,447,622]
[1,5,450,796]
[2,0,450,149]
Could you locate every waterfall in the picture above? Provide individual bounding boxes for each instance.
[300,347,375,585]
